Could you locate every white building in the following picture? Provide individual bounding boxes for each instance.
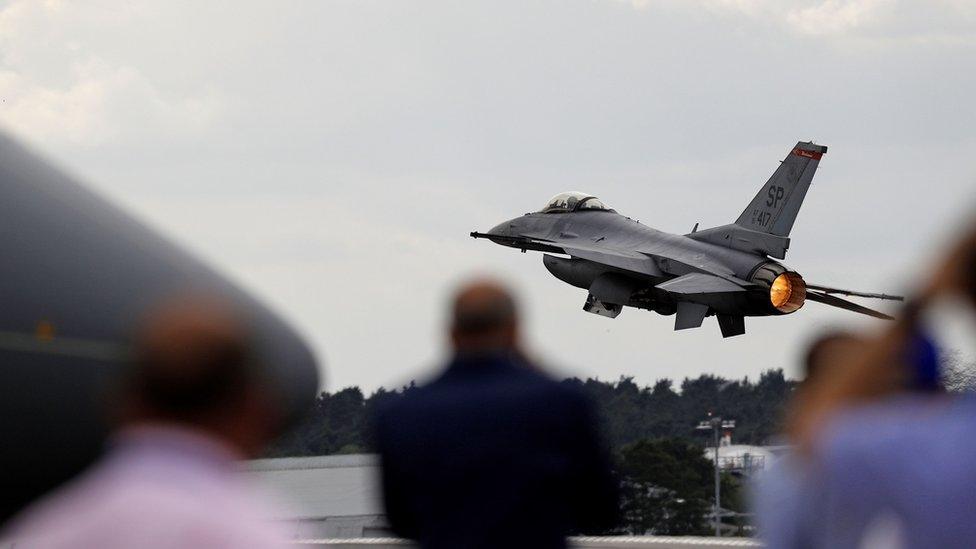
[242,454,388,539]
[702,432,783,475]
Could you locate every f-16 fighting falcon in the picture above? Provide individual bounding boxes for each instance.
[471,142,902,338]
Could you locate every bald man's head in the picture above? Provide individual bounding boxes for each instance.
[120,298,279,456]
[128,300,254,421]
[450,280,519,352]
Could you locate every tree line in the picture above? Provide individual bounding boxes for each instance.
[266,369,796,535]
[269,369,795,457]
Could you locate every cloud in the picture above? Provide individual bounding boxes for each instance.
[0,57,224,146]
[614,0,976,45]
[0,1,225,146]
[784,0,889,35]
[615,0,652,9]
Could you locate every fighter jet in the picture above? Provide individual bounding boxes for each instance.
[471,141,901,337]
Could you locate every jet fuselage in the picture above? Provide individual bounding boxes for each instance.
[484,210,791,318]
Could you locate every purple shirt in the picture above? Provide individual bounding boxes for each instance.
[4,425,290,548]
[764,395,976,549]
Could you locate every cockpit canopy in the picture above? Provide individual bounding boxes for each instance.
[540,191,613,213]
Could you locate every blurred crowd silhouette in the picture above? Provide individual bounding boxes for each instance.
[3,282,620,549]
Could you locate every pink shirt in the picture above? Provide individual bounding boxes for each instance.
[5,426,290,548]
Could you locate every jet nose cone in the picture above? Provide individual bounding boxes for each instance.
[472,217,524,243]
[488,220,514,237]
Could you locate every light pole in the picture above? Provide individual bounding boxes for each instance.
[696,415,736,537]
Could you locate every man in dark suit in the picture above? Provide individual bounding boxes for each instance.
[375,279,619,549]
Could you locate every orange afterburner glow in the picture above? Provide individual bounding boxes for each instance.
[770,272,806,313]
[770,274,792,307]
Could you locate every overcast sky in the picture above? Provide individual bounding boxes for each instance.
[2,0,975,392]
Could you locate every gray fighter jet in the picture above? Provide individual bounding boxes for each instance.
[472,141,901,337]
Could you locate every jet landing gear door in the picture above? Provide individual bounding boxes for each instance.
[582,273,641,319]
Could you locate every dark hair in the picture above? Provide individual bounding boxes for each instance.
[128,306,256,423]
[452,286,517,336]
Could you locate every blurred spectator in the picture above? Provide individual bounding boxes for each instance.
[374,279,619,549]
[3,300,290,548]
[754,330,863,547]
[789,224,976,448]
[762,222,976,548]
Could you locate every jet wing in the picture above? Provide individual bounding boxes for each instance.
[804,281,900,320]
[470,232,664,277]
[559,244,664,277]
[655,272,748,296]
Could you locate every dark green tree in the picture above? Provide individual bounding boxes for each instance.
[617,438,714,535]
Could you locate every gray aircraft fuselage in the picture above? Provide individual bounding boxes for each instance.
[0,133,320,523]
[483,209,786,318]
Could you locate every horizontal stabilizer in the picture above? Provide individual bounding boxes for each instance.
[806,290,894,320]
[806,284,904,302]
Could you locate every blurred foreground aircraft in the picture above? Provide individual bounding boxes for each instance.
[0,133,319,522]
[472,142,901,337]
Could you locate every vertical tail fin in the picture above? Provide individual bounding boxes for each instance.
[735,141,827,237]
